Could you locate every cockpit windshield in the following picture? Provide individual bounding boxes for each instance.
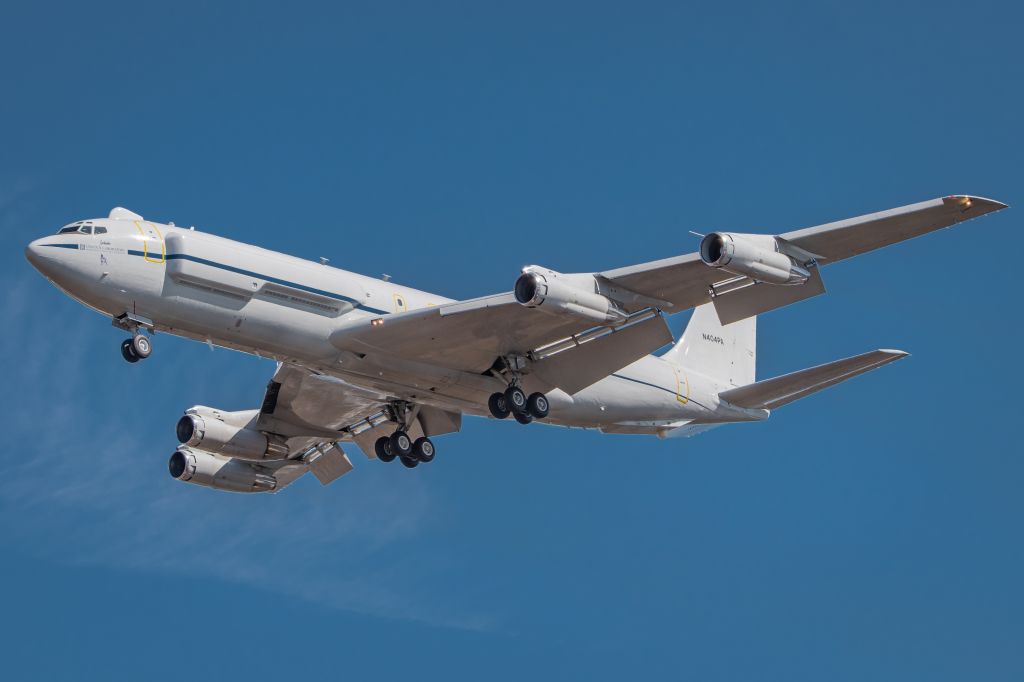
[57,224,106,235]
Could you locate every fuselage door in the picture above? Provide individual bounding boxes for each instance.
[134,221,165,263]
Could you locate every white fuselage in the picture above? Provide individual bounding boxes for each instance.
[25,216,756,435]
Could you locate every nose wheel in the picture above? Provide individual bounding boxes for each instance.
[487,386,550,423]
[120,334,152,363]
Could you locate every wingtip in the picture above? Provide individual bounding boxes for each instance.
[878,348,910,358]
[947,195,1010,211]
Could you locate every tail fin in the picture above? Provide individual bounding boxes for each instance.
[662,303,756,386]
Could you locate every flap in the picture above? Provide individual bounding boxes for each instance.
[711,266,826,325]
[306,444,355,486]
[330,294,611,373]
[531,314,673,395]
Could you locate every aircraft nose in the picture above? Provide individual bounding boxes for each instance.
[25,238,45,268]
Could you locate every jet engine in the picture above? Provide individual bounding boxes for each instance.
[514,267,627,325]
[699,233,811,285]
[176,406,288,461]
[168,448,277,493]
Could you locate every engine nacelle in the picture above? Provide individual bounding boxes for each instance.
[176,406,288,461]
[514,267,627,324]
[699,232,810,285]
[168,448,277,493]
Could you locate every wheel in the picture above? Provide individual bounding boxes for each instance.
[504,386,527,414]
[399,454,419,468]
[488,392,511,419]
[513,410,534,425]
[389,430,413,457]
[120,339,139,363]
[412,437,435,463]
[131,334,152,359]
[527,392,550,419]
[374,436,396,462]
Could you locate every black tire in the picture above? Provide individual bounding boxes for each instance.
[121,339,139,363]
[389,430,413,457]
[131,334,152,359]
[505,386,528,414]
[400,455,419,469]
[513,410,534,425]
[488,392,511,419]
[412,437,435,463]
[527,392,550,419]
[375,436,396,462]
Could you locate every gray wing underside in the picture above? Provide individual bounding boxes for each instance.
[330,293,587,373]
[326,195,1005,376]
[251,364,392,491]
[599,195,1006,310]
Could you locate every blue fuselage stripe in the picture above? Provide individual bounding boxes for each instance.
[49,242,390,315]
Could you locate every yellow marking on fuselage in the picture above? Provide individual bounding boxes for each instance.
[134,221,166,263]
[671,365,690,404]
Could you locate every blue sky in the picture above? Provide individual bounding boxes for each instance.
[2,1,1022,679]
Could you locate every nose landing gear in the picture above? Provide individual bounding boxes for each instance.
[120,333,152,363]
[113,313,154,364]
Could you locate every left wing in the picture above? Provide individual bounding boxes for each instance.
[328,195,1005,382]
[600,195,1006,313]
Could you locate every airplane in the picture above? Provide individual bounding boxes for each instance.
[24,196,1006,493]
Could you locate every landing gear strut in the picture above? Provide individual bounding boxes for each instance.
[114,314,154,364]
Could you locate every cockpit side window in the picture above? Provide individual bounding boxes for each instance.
[94,226,107,235]
[79,225,93,235]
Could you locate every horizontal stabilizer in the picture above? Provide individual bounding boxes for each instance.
[718,349,908,410]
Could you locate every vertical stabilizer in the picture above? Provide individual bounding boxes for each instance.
[662,303,756,386]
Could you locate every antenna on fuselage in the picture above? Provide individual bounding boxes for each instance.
[319,257,330,266]
[381,273,392,282]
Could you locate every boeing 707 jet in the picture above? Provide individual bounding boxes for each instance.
[24,196,1006,493]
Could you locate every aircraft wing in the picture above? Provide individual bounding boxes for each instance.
[180,362,465,493]
[599,195,1006,310]
[328,195,1004,382]
[212,364,392,493]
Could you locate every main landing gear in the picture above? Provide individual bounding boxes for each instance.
[374,432,436,469]
[120,333,152,363]
[374,400,438,469]
[488,385,549,423]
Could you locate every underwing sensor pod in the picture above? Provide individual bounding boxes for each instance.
[514,266,628,324]
[699,232,813,285]
[176,406,288,461]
